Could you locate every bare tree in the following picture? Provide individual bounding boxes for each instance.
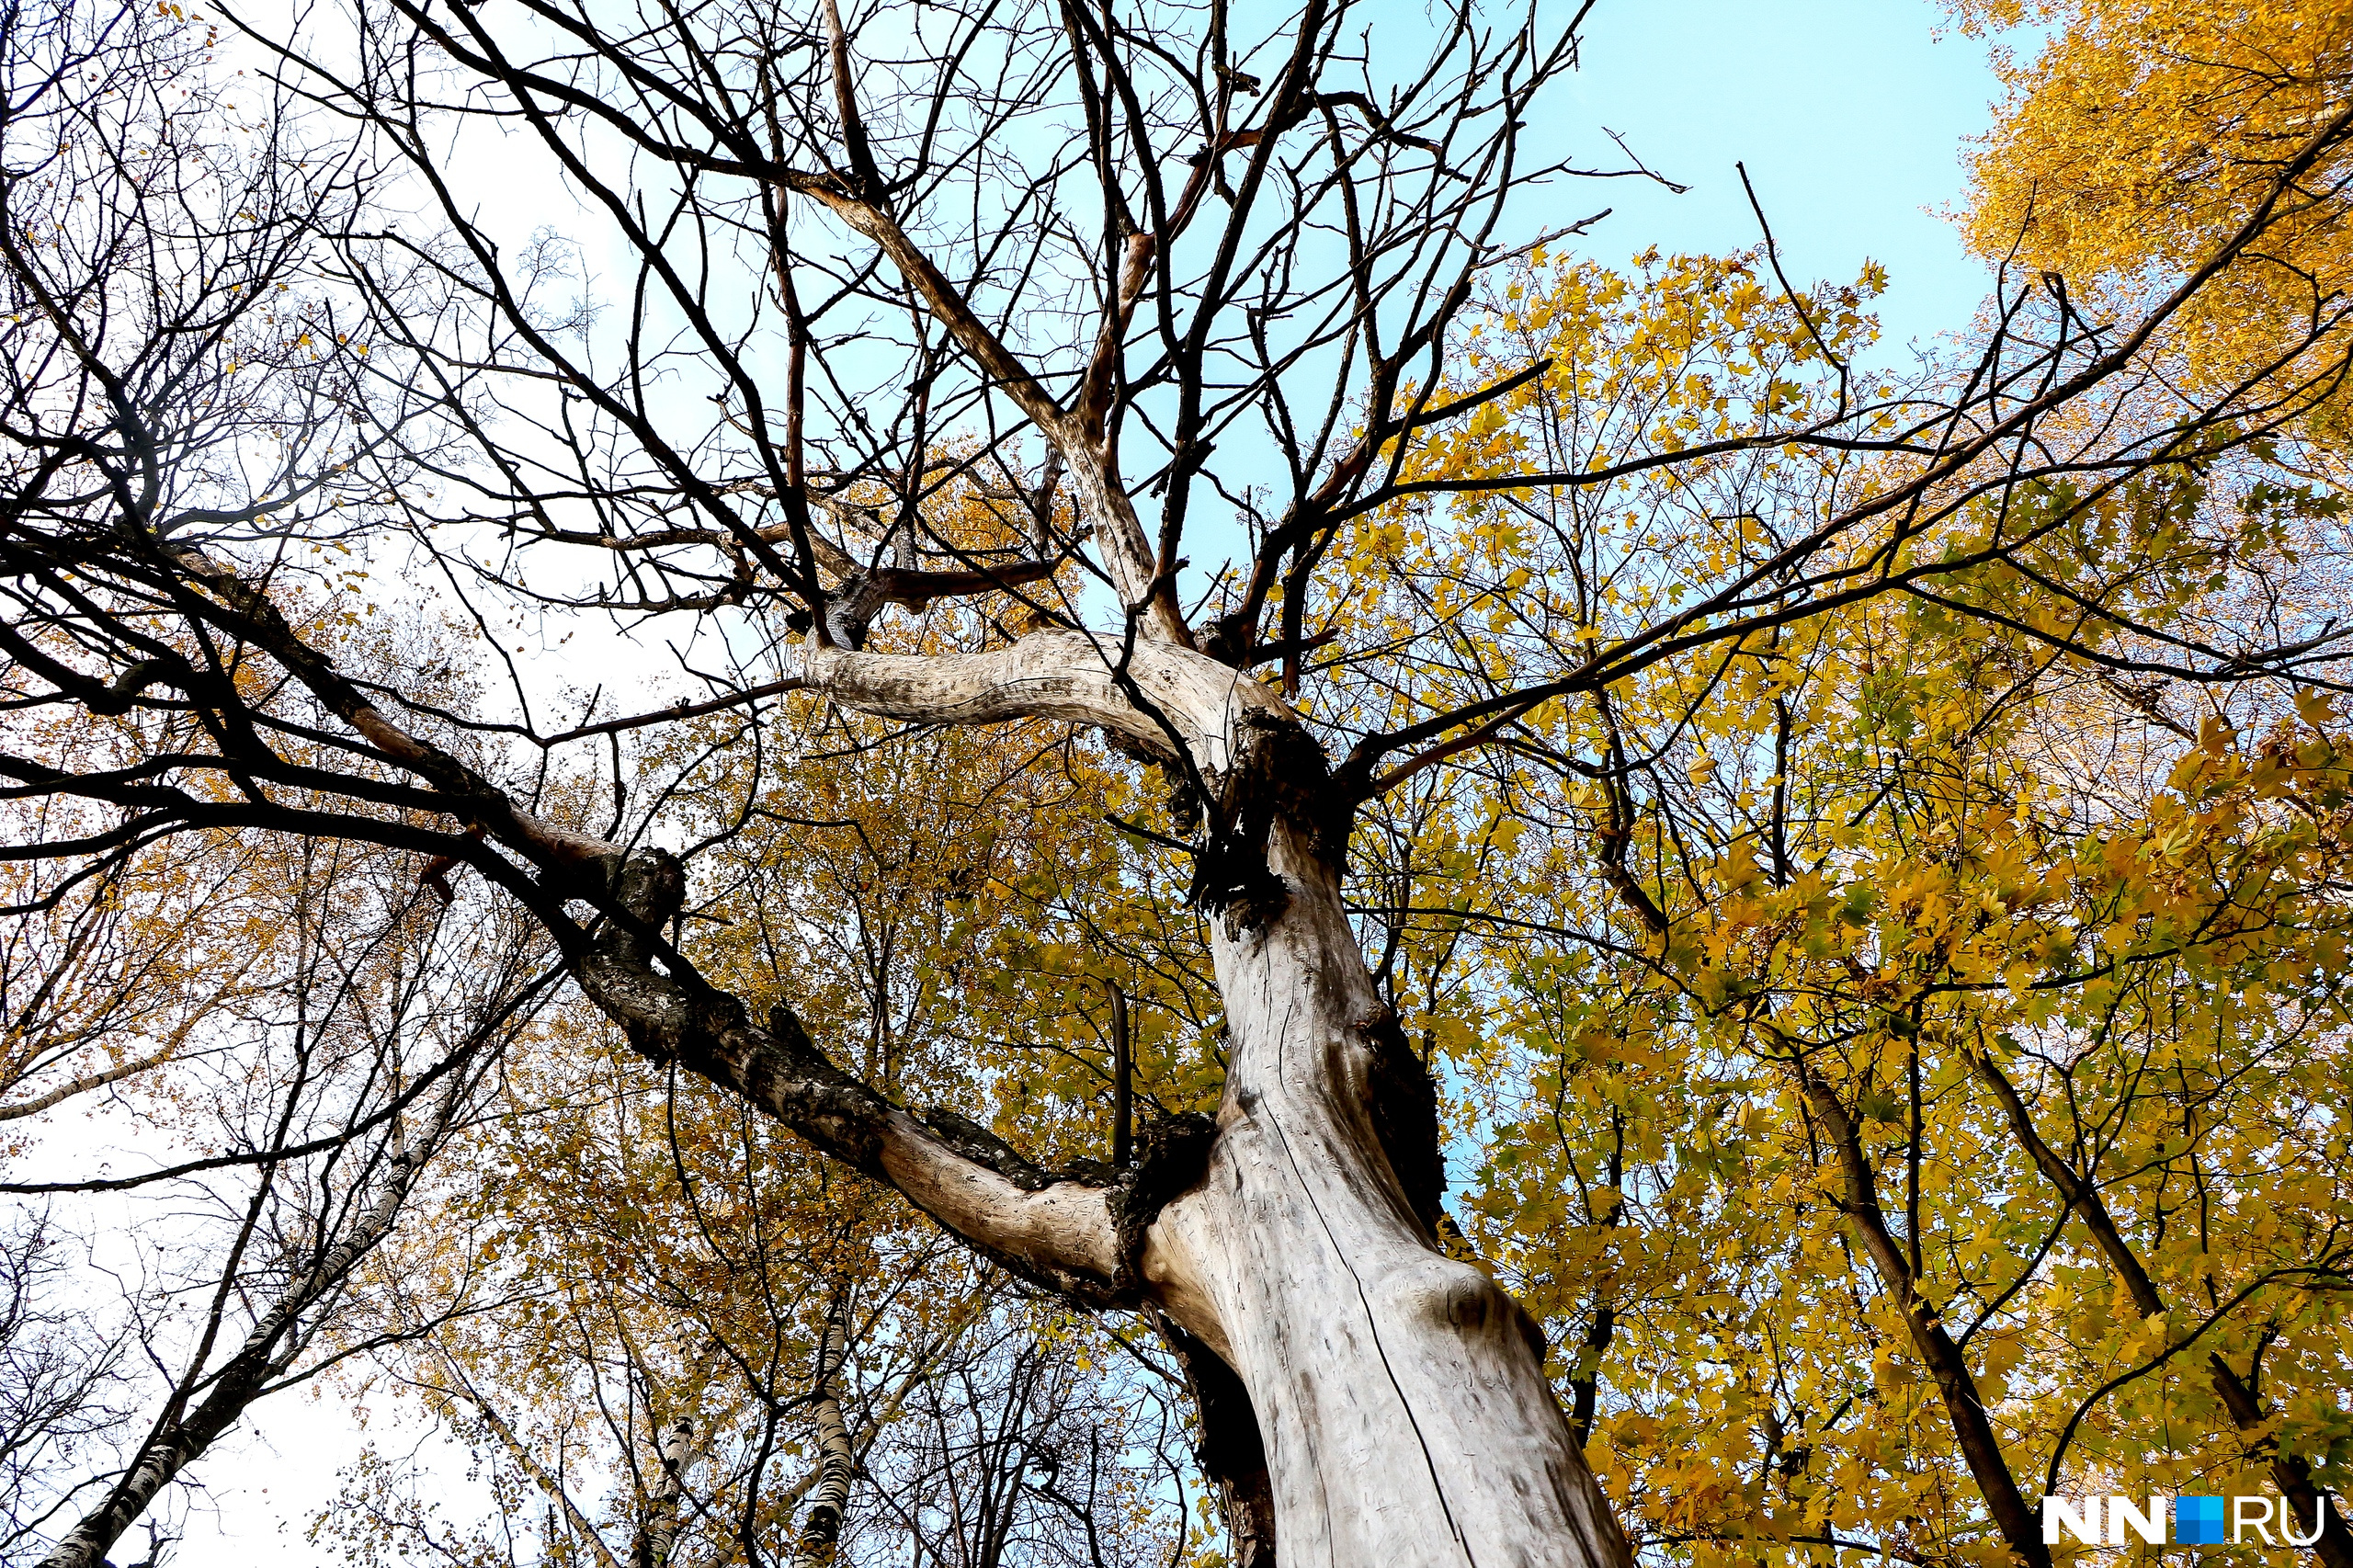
[10,830,557,1568]
[0,1217,130,1567]
[863,1296,1181,1568]
[6,0,2353,1555]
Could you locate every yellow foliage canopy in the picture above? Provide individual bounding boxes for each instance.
[1954,0,2353,439]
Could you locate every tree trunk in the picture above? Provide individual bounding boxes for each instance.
[574,707,1627,1566]
[788,1292,857,1568]
[40,1108,455,1568]
[1797,1062,2052,1568]
[1145,818,1628,1568]
[633,1417,694,1568]
[1976,1056,2353,1568]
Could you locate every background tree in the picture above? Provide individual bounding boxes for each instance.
[313,706,1198,1567]
[1951,0,2353,461]
[1387,248,2353,1568]
[0,1217,131,1565]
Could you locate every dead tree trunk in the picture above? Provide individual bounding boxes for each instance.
[17,0,2322,1556]
[566,659,1630,1565]
[1143,816,1625,1565]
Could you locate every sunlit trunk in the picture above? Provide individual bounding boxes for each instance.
[1150,820,1630,1568]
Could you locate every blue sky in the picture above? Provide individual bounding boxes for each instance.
[1552,0,2005,350]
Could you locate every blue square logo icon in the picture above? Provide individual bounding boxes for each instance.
[2177,1496,2226,1544]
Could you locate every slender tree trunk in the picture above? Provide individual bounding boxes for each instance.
[789,1292,857,1568]
[633,1417,694,1568]
[1108,982,1133,1170]
[1569,1113,1625,1447]
[1146,818,1628,1568]
[40,1086,459,1568]
[438,1365,624,1568]
[1796,1062,2052,1568]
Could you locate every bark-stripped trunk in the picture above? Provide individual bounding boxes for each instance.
[152,538,1623,1564]
[1142,817,1627,1567]
[570,647,1630,1567]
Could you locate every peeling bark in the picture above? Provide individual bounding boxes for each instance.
[788,1292,858,1568]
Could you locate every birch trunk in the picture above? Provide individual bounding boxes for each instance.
[39,1077,464,1568]
[633,1417,694,1568]
[1142,817,1628,1568]
[788,1294,856,1568]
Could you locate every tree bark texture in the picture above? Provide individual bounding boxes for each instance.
[1142,819,1627,1568]
[634,1417,695,1568]
[788,1293,857,1568]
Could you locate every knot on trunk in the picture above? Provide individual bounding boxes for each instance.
[613,848,687,922]
[1390,1253,1549,1361]
[1108,1111,1217,1290]
[586,849,688,990]
[1189,713,1346,931]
